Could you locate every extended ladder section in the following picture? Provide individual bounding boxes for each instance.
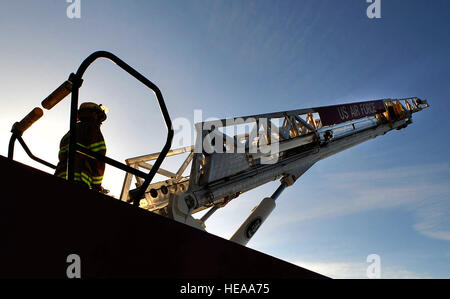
[120,98,429,241]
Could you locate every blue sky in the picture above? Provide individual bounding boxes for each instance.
[0,0,449,278]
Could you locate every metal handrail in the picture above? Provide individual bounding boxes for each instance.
[8,124,57,169]
[8,51,174,206]
[67,51,173,205]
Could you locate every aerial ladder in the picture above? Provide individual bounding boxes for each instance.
[120,97,429,245]
[6,51,430,246]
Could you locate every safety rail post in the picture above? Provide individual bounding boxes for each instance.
[8,107,43,159]
[7,107,57,169]
[67,73,83,183]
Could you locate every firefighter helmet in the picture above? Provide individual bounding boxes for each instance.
[78,102,108,122]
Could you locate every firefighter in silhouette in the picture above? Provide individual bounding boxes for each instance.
[54,102,108,193]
